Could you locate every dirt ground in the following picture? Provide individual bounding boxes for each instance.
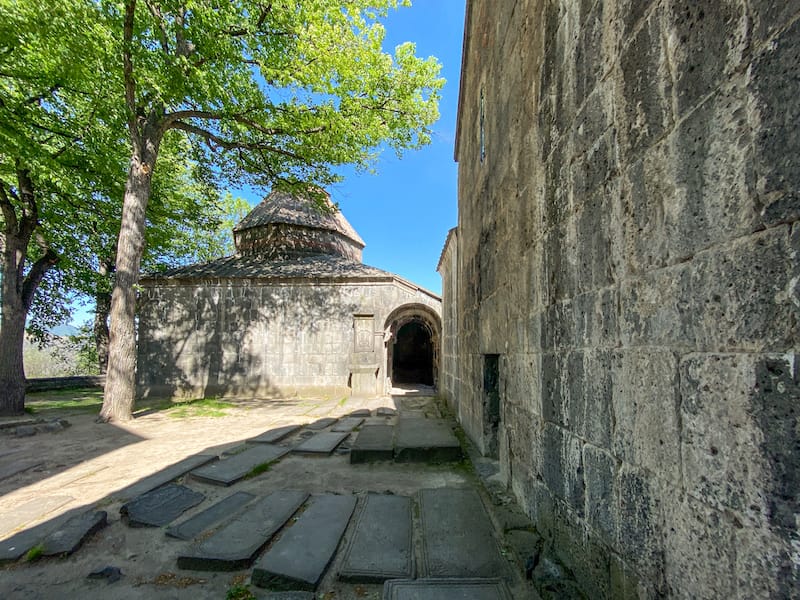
[0,392,530,599]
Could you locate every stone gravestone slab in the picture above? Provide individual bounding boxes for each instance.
[394,418,462,463]
[117,454,217,501]
[252,493,357,591]
[350,425,395,464]
[383,578,513,600]
[249,425,301,444]
[292,432,350,455]
[338,494,413,582]
[121,484,205,527]
[418,488,508,578]
[177,490,308,571]
[331,417,364,432]
[191,444,289,486]
[306,418,338,431]
[0,494,73,538]
[347,409,372,418]
[165,491,255,540]
[41,510,107,556]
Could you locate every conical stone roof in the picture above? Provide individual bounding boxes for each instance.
[233,189,365,261]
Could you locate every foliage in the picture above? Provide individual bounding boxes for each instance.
[225,584,256,600]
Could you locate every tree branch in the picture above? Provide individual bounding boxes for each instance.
[170,120,306,162]
[123,0,138,141]
[143,0,171,55]
[21,248,59,313]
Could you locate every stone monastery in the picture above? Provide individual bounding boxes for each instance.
[136,190,441,400]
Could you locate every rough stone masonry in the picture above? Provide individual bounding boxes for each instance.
[440,1,799,598]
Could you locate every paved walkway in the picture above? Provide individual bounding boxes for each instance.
[0,393,536,599]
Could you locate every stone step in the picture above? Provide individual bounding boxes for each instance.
[383,578,513,600]
[338,494,413,583]
[331,417,364,432]
[350,425,395,464]
[252,493,357,591]
[191,444,289,486]
[116,454,217,501]
[418,488,508,578]
[394,418,462,463]
[292,431,350,455]
[41,510,107,556]
[121,483,205,528]
[177,490,308,571]
[165,491,255,540]
[249,425,301,444]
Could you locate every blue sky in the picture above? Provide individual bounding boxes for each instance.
[246,0,466,295]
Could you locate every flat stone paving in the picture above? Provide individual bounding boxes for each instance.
[383,578,513,600]
[191,444,290,486]
[292,431,350,454]
[177,490,308,571]
[252,493,357,591]
[350,424,395,463]
[418,488,508,578]
[121,483,205,527]
[166,491,255,540]
[338,493,413,582]
[394,418,462,463]
[117,454,217,501]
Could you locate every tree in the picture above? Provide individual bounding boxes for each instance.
[99,0,443,421]
[0,0,121,414]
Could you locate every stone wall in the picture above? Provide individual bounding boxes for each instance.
[137,279,440,399]
[446,1,799,597]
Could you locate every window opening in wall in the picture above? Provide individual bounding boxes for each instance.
[483,353,500,458]
[479,87,486,164]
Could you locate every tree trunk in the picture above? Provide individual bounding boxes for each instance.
[100,133,160,422]
[94,258,113,374]
[0,240,27,416]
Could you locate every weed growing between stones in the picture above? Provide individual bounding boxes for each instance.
[244,461,273,479]
[24,544,43,561]
[225,583,255,600]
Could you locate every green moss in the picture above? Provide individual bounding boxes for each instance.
[25,544,44,562]
[244,461,272,479]
[225,584,255,600]
[167,398,235,419]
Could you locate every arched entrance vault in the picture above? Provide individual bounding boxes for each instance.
[384,304,441,392]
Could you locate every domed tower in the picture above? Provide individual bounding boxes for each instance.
[233,190,365,262]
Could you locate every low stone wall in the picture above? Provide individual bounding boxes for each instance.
[26,376,105,393]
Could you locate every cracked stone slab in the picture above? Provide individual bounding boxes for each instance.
[338,494,413,582]
[292,431,350,455]
[418,488,508,578]
[382,578,513,600]
[41,510,107,556]
[177,490,308,571]
[331,417,364,432]
[121,484,205,527]
[394,419,462,463]
[252,493,357,591]
[350,425,395,464]
[166,491,255,540]
[249,425,301,444]
[191,444,289,486]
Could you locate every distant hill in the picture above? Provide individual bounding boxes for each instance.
[50,324,80,337]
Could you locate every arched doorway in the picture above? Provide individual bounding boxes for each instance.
[384,304,441,392]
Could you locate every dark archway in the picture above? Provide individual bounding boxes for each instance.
[391,321,434,385]
[384,303,441,392]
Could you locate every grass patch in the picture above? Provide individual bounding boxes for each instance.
[166,398,235,419]
[244,461,272,480]
[226,584,255,600]
[25,544,44,562]
[25,388,104,414]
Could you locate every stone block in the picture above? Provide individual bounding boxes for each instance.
[752,17,800,224]
[735,525,798,600]
[383,579,513,600]
[663,493,736,599]
[582,444,617,544]
[540,423,584,515]
[667,0,747,116]
[690,227,798,351]
[617,11,672,157]
[121,484,205,528]
[616,466,664,582]
[612,349,681,482]
[41,511,107,556]
[567,349,614,449]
